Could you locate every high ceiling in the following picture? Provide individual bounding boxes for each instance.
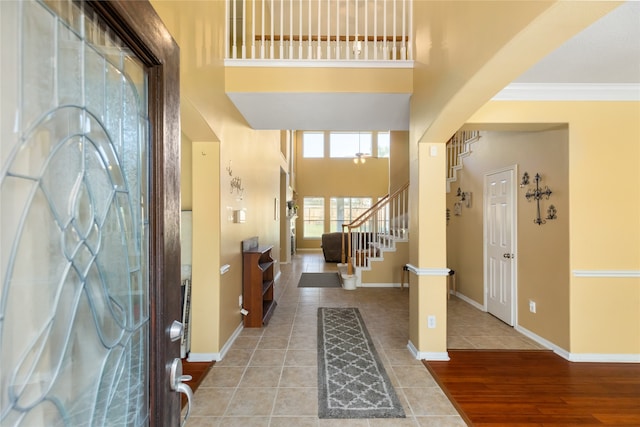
[512,1,640,85]
[228,1,640,131]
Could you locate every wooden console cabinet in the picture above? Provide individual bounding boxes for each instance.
[242,245,276,327]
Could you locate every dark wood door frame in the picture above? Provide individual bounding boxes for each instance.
[88,2,181,425]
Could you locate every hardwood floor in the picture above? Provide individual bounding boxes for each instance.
[425,350,640,426]
[181,359,214,408]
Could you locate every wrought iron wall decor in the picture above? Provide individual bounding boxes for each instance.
[226,161,245,199]
[456,187,472,208]
[523,172,556,225]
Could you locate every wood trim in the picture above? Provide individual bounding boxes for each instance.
[88,2,181,426]
[254,34,409,42]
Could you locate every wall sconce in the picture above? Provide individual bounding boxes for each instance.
[520,171,530,188]
[524,173,556,225]
[456,187,472,208]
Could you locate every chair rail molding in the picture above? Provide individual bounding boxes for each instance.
[405,264,451,276]
[572,270,640,278]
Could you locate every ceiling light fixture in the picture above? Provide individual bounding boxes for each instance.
[353,132,367,164]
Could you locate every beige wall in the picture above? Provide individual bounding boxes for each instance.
[180,135,193,210]
[153,0,284,355]
[468,101,640,356]
[294,132,390,250]
[152,0,637,359]
[408,1,622,357]
[389,131,409,193]
[446,128,570,350]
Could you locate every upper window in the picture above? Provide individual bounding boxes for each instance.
[377,131,390,158]
[303,197,324,238]
[329,132,372,158]
[329,197,373,232]
[302,132,324,158]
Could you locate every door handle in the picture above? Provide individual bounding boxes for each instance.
[170,358,193,427]
[503,253,513,259]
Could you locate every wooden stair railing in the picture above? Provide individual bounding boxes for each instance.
[341,182,409,275]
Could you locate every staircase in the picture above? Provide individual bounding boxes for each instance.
[337,182,409,287]
[446,130,481,192]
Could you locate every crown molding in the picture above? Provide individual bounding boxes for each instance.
[493,83,640,101]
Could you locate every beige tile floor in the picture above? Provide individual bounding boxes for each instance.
[184,251,544,426]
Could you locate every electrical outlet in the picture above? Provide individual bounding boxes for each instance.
[239,295,243,307]
[529,300,536,313]
[427,315,436,328]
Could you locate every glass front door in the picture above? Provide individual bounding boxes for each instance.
[1,1,153,424]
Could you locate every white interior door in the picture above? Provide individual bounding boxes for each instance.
[484,168,516,325]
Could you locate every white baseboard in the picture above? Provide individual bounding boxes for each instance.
[187,322,244,362]
[454,292,485,311]
[566,353,640,363]
[407,340,450,361]
[359,283,402,288]
[516,325,640,363]
[186,352,216,362]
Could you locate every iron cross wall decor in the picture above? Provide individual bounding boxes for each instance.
[522,172,557,225]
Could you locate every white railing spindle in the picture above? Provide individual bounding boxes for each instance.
[289,0,293,58]
[226,0,413,62]
[345,0,349,59]
[326,0,332,59]
[270,0,275,58]
[364,0,368,59]
[232,0,237,58]
[335,0,340,59]
[383,0,388,59]
[298,0,303,58]
[408,0,413,59]
[373,0,377,59]
[241,0,246,58]
[251,0,256,58]
[401,0,406,60]
[317,0,321,58]
[307,0,312,58]
[392,0,397,60]
[354,0,358,59]
[225,0,229,58]
[280,0,284,59]
[260,0,265,58]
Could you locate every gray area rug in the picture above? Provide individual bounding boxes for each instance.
[317,307,406,419]
[297,272,342,288]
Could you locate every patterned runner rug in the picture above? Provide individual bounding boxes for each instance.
[317,307,406,419]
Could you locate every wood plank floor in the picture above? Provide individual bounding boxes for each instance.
[425,350,640,426]
[181,359,214,408]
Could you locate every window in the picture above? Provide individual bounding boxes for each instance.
[303,197,324,238]
[377,131,390,158]
[303,132,324,158]
[329,132,372,158]
[329,197,373,232]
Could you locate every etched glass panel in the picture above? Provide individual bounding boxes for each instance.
[1,1,150,425]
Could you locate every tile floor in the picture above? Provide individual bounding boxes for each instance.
[184,251,545,426]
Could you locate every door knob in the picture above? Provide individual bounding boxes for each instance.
[170,358,193,427]
[503,253,512,259]
[169,320,184,342]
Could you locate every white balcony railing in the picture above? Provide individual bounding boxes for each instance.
[226,0,413,61]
